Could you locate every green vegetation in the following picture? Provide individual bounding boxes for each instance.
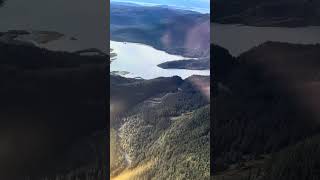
[146,106,210,179]
[264,135,320,180]
[110,74,210,179]
[110,75,183,126]
[110,128,126,177]
[117,105,210,179]
[213,42,320,179]
[110,7,211,178]
[213,135,320,180]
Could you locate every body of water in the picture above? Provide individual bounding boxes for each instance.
[212,23,320,56]
[0,0,108,52]
[111,41,210,79]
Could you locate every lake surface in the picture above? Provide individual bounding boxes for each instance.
[0,0,108,52]
[111,41,210,79]
[212,23,320,56]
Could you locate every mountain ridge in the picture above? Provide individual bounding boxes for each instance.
[212,0,320,27]
[111,2,210,58]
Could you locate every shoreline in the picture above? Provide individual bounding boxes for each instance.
[110,41,210,80]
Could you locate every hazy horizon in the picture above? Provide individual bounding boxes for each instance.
[110,0,210,13]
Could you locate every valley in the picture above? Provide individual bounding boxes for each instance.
[0,0,212,179]
[110,2,211,179]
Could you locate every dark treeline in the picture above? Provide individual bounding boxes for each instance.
[157,57,210,70]
[211,0,320,27]
[110,75,184,126]
[0,42,107,179]
[212,42,320,179]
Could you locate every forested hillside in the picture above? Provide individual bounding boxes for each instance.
[111,2,210,58]
[213,42,320,179]
[110,75,210,179]
[0,41,107,179]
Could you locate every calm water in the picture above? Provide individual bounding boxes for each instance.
[0,0,108,52]
[111,41,210,79]
[212,23,320,56]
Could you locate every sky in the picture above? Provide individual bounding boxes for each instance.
[110,0,210,13]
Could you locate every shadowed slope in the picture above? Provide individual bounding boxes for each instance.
[0,41,107,179]
[213,42,320,175]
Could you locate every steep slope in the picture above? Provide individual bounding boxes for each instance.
[263,135,320,180]
[117,106,210,179]
[110,75,210,179]
[0,41,107,179]
[110,75,184,126]
[213,134,320,180]
[213,42,320,175]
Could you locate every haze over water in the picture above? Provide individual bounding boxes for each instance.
[212,23,320,56]
[0,0,108,52]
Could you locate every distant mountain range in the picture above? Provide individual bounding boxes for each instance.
[111,2,210,58]
[212,0,320,27]
[111,0,210,13]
